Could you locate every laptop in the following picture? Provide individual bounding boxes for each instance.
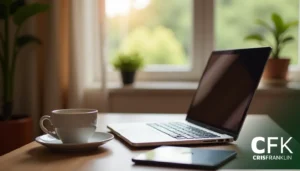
[108,47,272,147]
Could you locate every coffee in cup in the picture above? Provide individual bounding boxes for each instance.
[39,109,98,143]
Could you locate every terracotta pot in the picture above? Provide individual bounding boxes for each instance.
[262,58,290,80]
[0,117,33,155]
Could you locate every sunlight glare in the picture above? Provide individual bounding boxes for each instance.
[106,0,150,17]
[133,0,150,9]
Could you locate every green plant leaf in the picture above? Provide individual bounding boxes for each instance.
[271,13,285,34]
[256,19,273,32]
[285,20,298,27]
[244,34,264,41]
[0,0,25,19]
[16,34,41,49]
[281,36,294,44]
[10,0,25,14]
[112,52,144,71]
[284,20,298,31]
[13,3,49,26]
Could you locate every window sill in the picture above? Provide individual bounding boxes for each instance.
[108,81,197,92]
[108,81,300,94]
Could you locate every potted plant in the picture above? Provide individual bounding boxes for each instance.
[112,52,144,85]
[245,12,298,80]
[0,0,49,155]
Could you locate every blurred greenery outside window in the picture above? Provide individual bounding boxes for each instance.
[105,0,299,69]
[106,0,192,69]
[215,0,299,64]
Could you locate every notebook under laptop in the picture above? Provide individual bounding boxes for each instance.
[108,47,271,147]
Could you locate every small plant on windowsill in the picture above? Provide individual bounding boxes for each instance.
[244,12,298,81]
[112,52,144,85]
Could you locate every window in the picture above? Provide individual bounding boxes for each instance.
[215,0,299,65]
[105,0,192,70]
[98,0,299,82]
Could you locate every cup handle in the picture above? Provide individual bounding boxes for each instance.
[39,115,59,139]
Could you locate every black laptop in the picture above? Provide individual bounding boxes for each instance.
[108,47,272,147]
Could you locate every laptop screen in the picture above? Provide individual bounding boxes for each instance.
[186,47,271,138]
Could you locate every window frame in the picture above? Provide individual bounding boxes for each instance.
[96,0,214,82]
[96,0,300,83]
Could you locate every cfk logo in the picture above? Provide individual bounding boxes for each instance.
[251,137,293,161]
[251,137,293,154]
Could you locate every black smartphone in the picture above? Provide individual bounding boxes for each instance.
[132,146,237,169]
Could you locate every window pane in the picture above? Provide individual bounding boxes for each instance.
[106,0,192,67]
[215,0,299,64]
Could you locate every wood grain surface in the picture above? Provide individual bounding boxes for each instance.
[0,113,285,171]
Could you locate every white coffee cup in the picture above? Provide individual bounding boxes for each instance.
[39,109,98,144]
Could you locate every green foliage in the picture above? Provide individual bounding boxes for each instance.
[0,0,25,19]
[215,0,299,64]
[0,1,49,120]
[119,26,186,65]
[244,12,298,59]
[107,0,191,65]
[112,52,144,72]
[10,0,25,14]
[107,0,299,65]
[13,3,49,25]
[244,34,264,44]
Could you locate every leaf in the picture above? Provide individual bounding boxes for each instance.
[285,20,298,27]
[113,52,144,71]
[16,35,41,49]
[10,0,25,14]
[256,19,273,32]
[281,36,294,44]
[284,20,298,31]
[244,34,264,41]
[0,0,25,19]
[271,13,285,34]
[13,3,49,26]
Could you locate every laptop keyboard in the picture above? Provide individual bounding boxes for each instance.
[147,122,220,139]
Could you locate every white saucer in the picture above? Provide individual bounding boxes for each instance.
[35,132,114,152]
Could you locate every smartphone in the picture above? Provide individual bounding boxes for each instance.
[132,146,237,169]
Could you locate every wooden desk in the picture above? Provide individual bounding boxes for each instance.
[0,114,298,171]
